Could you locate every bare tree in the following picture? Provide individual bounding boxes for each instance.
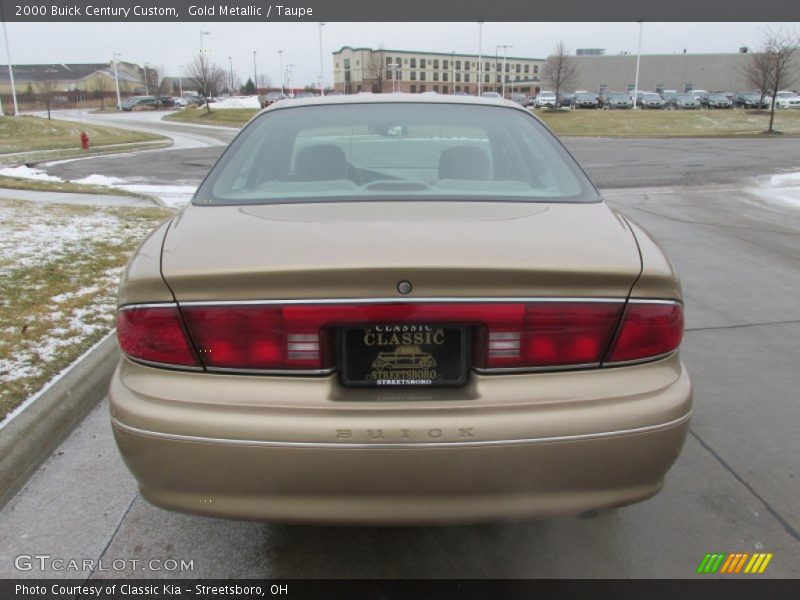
[740,50,773,104]
[35,67,59,119]
[185,54,226,113]
[542,41,578,108]
[92,72,110,109]
[364,48,387,93]
[256,74,272,92]
[146,65,171,107]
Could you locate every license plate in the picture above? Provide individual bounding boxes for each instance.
[339,324,468,388]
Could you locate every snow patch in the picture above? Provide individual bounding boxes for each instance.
[73,174,128,186]
[209,95,260,109]
[748,170,800,208]
[0,165,63,182]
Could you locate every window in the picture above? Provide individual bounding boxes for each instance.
[410,84,416,93]
[495,62,501,71]
[443,72,449,82]
[485,62,490,71]
[684,83,694,92]
[410,58,416,68]
[515,75,520,81]
[484,74,490,83]
[335,62,339,69]
[410,71,416,81]
[464,74,470,83]
[505,63,509,72]
[443,85,448,94]
[464,61,470,71]
[534,65,539,74]
[599,84,607,93]
[455,60,461,70]
[386,56,392,66]
[434,85,439,93]
[344,59,350,68]
[627,84,635,92]
[420,58,426,68]
[516,64,521,73]
[524,65,529,73]
[433,59,439,69]
[420,85,426,93]
[433,72,439,81]
[496,75,501,83]
[420,71,426,81]
[404,58,408,64]
[443,60,448,70]
[455,73,461,82]
[386,70,392,80]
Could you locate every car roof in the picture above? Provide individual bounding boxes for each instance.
[258,92,527,116]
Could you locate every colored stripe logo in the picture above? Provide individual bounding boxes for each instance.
[696,552,773,574]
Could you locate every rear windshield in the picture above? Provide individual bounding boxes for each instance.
[194,103,598,205]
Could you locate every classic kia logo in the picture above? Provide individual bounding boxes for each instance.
[397,280,412,295]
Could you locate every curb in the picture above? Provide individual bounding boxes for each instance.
[0,333,119,509]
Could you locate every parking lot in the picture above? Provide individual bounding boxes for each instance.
[0,113,799,578]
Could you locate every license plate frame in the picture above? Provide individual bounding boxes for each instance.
[338,324,468,388]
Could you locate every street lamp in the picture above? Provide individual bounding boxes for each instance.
[253,51,257,92]
[286,63,296,97]
[177,65,184,97]
[632,21,644,109]
[477,20,484,95]
[143,61,149,95]
[200,30,211,53]
[497,44,513,98]
[1,9,19,116]
[113,52,122,110]
[318,22,326,96]
[278,50,285,95]
[228,56,234,94]
[392,61,402,93]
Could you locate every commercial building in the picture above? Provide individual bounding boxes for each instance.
[571,51,800,94]
[332,47,545,96]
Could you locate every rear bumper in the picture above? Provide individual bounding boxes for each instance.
[109,355,692,524]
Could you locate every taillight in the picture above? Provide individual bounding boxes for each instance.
[606,302,684,363]
[116,306,199,367]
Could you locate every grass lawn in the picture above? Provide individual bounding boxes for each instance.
[0,175,146,197]
[163,107,258,127]
[536,107,800,137]
[0,115,166,154]
[0,198,173,421]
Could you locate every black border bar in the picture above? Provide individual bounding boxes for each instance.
[1,0,799,22]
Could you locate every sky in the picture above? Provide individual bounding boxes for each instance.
[2,22,797,89]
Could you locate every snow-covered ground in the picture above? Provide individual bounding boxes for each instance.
[207,95,260,109]
[0,196,169,422]
[0,165,195,208]
[747,170,800,208]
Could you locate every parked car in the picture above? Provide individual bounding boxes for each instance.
[735,92,769,109]
[171,97,188,107]
[703,93,734,109]
[573,92,599,109]
[534,91,557,108]
[775,91,800,109]
[481,91,501,99]
[520,96,537,107]
[674,94,699,110]
[557,92,574,108]
[661,91,679,109]
[639,93,665,109]
[111,94,690,524]
[120,96,157,111]
[603,92,633,109]
[258,91,287,108]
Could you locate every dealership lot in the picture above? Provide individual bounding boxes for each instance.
[1,126,799,577]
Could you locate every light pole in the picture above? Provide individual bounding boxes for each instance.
[113,52,122,110]
[143,62,149,95]
[228,56,234,94]
[278,50,285,95]
[1,12,19,116]
[497,45,513,98]
[286,63,296,97]
[177,65,184,97]
[253,51,257,92]
[318,22,326,96]
[200,30,210,53]
[477,20,484,95]
[393,61,401,93]
[632,21,644,109]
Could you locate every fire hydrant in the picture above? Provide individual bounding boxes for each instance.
[80,131,89,150]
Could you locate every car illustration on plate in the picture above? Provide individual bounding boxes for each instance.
[372,345,437,370]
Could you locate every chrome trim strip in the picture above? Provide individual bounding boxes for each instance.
[111,412,692,449]
[627,299,684,306]
[118,302,178,311]
[475,362,600,374]
[206,366,336,376]
[174,297,628,307]
[126,356,204,372]
[602,350,679,368]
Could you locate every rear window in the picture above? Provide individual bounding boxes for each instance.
[194,103,598,205]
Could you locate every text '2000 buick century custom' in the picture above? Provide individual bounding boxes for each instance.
[110,94,691,524]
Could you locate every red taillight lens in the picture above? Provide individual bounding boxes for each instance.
[476,302,624,369]
[607,302,684,363]
[116,306,199,367]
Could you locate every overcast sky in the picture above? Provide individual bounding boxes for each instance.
[3,22,797,88]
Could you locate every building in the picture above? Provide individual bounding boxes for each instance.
[0,62,145,102]
[571,51,800,94]
[332,47,545,96]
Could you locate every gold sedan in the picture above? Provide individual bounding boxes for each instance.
[110,94,691,524]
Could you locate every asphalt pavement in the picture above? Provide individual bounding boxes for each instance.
[1,113,798,578]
